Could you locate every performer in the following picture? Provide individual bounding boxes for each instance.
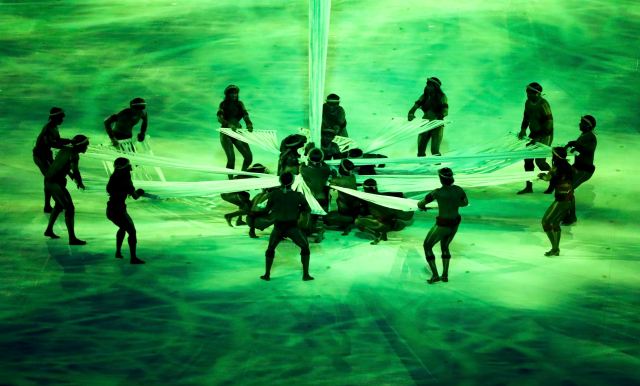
[106,157,146,264]
[104,97,148,147]
[325,159,361,235]
[417,168,468,284]
[321,93,348,138]
[300,148,332,242]
[355,179,412,245]
[516,82,554,194]
[33,107,72,213]
[246,187,275,239]
[260,172,313,281]
[43,135,90,245]
[563,115,597,225]
[217,85,254,174]
[221,163,268,227]
[408,77,448,157]
[277,134,306,175]
[539,147,574,256]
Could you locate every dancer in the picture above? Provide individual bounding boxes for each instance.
[325,159,361,235]
[355,179,411,245]
[106,157,146,264]
[563,115,597,225]
[277,134,307,175]
[539,147,574,256]
[260,172,313,281]
[33,107,72,213]
[104,97,148,147]
[516,82,554,194]
[221,163,268,227]
[300,148,332,242]
[418,168,468,284]
[217,85,254,174]
[407,77,448,157]
[321,93,347,138]
[44,135,90,245]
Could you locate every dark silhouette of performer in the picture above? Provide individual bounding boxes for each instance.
[325,159,361,235]
[260,172,313,281]
[517,82,554,194]
[539,147,574,256]
[408,77,448,156]
[44,135,90,245]
[418,168,468,284]
[107,157,146,264]
[300,148,332,242]
[277,134,307,175]
[221,163,268,227]
[217,85,253,174]
[104,97,148,147]
[355,179,412,245]
[246,188,275,239]
[33,107,72,213]
[563,115,597,225]
[321,93,347,138]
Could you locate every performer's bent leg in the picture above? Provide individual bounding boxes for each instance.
[542,202,566,256]
[417,131,431,157]
[287,228,313,281]
[430,125,444,156]
[423,226,445,283]
[220,134,236,174]
[234,140,253,171]
[261,227,284,280]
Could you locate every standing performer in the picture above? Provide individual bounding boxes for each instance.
[300,148,332,242]
[407,77,448,157]
[106,157,146,264]
[44,135,90,245]
[539,147,574,256]
[217,85,254,174]
[33,107,72,213]
[260,172,313,281]
[418,168,468,284]
[563,115,597,225]
[104,97,148,147]
[516,82,554,194]
[321,93,348,138]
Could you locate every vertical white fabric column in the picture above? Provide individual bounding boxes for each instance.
[308,0,331,146]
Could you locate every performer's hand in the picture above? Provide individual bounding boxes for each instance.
[408,113,415,121]
[566,140,577,148]
[77,182,86,190]
[246,124,254,132]
[135,188,145,197]
[517,130,526,140]
[537,172,547,180]
[111,138,120,147]
[137,132,145,142]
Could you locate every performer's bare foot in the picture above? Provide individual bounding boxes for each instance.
[224,214,234,227]
[544,249,560,256]
[303,274,315,281]
[115,252,124,259]
[130,257,145,264]
[260,274,270,281]
[69,238,86,245]
[44,230,60,239]
[427,276,441,284]
[441,275,448,282]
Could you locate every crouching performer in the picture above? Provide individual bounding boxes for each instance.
[261,172,314,281]
[107,157,146,264]
[418,168,468,284]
